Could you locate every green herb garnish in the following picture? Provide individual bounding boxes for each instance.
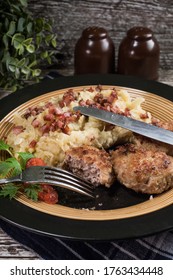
[24,184,41,202]
[0,139,40,201]
[0,140,13,157]
[17,152,34,169]
[0,184,20,200]
[0,157,22,177]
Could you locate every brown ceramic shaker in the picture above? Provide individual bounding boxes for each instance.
[117,26,160,80]
[74,26,115,74]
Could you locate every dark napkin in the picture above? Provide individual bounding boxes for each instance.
[1,71,173,260]
[1,219,173,260]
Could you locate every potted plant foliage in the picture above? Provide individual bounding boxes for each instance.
[0,0,57,92]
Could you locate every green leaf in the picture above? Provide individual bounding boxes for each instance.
[19,0,28,7]
[17,58,26,68]
[7,21,16,36]
[2,50,10,62]
[36,35,42,47]
[44,22,52,32]
[11,85,17,92]
[6,158,21,176]
[24,184,41,201]
[41,51,48,59]
[7,57,18,71]
[12,33,25,45]
[18,44,24,55]
[9,65,16,72]
[0,140,13,156]
[15,67,20,79]
[23,38,33,46]
[51,38,57,48]
[17,18,25,32]
[45,34,53,45]
[35,18,44,32]
[8,57,17,65]
[27,22,33,33]
[26,44,35,53]
[0,157,22,177]
[11,4,22,14]
[28,60,37,68]
[21,66,30,75]
[0,162,12,177]
[13,40,20,49]
[32,69,41,77]
[0,184,20,200]
[49,51,55,56]
[2,34,9,49]
[17,152,34,169]
[47,56,52,64]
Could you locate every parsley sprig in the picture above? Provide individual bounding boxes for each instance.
[0,139,40,201]
[0,184,20,200]
[0,157,22,177]
[24,184,41,202]
[0,140,13,157]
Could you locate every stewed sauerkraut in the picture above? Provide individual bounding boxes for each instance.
[6,86,152,166]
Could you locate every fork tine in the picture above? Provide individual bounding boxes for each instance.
[44,166,93,189]
[43,179,94,197]
[43,174,93,194]
[43,167,93,190]
[28,178,94,197]
[22,166,95,198]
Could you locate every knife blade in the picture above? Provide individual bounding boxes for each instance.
[73,106,173,145]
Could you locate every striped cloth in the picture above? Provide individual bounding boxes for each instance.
[1,219,173,259]
[1,71,173,260]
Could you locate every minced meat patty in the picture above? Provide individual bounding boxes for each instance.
[64,145,115,187]
[111,143,173,194]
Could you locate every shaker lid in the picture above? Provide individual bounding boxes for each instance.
[127,26,153,40]
[82,26,108,39]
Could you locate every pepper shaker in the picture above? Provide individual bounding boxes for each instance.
[74,26,115,74]
[117,26,160,80]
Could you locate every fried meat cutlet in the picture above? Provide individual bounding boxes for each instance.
[111,143,173,194]
[130,134,173,156]
[64,145,115,187]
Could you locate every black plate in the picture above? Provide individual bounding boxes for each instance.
[1,74,173,240]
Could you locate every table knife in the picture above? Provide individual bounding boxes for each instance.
[73,106,173,145]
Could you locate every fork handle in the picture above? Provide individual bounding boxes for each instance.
[0,177,21,185]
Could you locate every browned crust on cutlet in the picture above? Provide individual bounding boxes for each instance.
[64,145,115,187]
[111,144,173,194]
[130,134,173,156]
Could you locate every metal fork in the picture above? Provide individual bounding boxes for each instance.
[0,166,94,198]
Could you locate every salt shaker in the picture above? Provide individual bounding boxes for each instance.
[117,27,160,80]
[74,26,115,74]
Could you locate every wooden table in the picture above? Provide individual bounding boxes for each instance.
[1,69,173,259]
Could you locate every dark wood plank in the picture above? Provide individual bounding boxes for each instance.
[0,228,40,259]
[28,0,173,70]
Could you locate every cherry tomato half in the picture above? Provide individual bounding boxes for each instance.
[26,158,58,204]
[38,184,58,204]
[26,157,46,168]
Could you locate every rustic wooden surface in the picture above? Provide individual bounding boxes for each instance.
[28,0,173,70]
[0,227,40,259]
[1,68,173,259]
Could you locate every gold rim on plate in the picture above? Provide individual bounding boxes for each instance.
[1,85,173,221]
